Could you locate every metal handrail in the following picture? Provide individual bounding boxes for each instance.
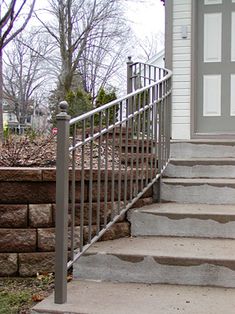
[54,59,172,304]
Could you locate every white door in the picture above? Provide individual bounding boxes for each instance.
[196,0,235,134]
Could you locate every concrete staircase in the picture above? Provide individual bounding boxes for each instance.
[162,140,235,204]
[72,140,235,289]
[32,140,235,314]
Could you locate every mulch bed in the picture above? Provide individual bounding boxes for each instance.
[0,135,123,169]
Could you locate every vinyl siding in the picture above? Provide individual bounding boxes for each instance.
[172,0,192,139]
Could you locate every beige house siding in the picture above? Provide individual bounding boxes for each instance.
[171,0,192,139]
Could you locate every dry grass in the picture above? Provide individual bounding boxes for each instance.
[0,274,54,314]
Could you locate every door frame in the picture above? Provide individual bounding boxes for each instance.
[191,0,235,139]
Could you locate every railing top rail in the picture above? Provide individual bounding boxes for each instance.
[69,66,172,126]
[128,61,165,68]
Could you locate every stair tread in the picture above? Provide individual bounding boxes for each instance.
[170,158,235,163]
[32,280,235,314]
[171,139,235,144]
[87,236,235,261]
[163,178,235,184]
[133,203,235,220]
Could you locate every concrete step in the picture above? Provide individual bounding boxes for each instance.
[32,280,235,314]
[161,178,235,204]
[170,140,235,159]
[164,158,235,178]
[129,203,235,238]
[73,236,235,288]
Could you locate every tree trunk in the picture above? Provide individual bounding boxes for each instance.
[0,48,4,142]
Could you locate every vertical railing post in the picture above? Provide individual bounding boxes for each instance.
[54,101,70,304]
[127,56,134,118]
[127,56,133,94]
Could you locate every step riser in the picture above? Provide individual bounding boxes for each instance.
[130,212,235,239]
[171,142,235,159]
[162,183,235,204]
[74,254,235,288]
[164,163,235,178]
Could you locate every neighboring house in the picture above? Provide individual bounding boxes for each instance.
[147,49,165,68]
[164,0,235,139]
[32,107,50,133]
[3,109,18,131]
[3,100,28,134]
[3,99,49,134]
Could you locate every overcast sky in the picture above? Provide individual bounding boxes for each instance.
[31,0,165,94]
[34,0,165,41]
[125,0,165,39]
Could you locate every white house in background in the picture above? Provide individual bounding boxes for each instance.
[164,0,235,139]
[147,49,165,69]
[3,100,49,134]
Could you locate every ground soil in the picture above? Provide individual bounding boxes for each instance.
[0,274,55,314]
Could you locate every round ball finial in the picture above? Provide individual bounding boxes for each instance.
[59,101,69,112]
[127,56,132,62]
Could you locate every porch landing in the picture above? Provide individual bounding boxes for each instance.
[32,280,235,314]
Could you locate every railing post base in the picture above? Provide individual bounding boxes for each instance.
[153,177,162,203]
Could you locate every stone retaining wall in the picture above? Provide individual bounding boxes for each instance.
[0,168,153,276]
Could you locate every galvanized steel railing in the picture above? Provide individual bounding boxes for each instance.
[55,58,172,304]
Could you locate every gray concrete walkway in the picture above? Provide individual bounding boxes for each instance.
[32,280,235,314]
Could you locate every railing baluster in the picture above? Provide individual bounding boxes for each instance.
[149,65,151,86]
[111,104,116,220]
[124,99,129,207]
[96,112,102,236]
[80,120,85,251]
[118,102,123,214]
[138,63,141,89]
[154,85,159,179]
[145,104,150,186]
[167,77,172,157]
[129,95,134,202]
[70,124,76,261]
[140,91,146,192]
[88,115,94,243]
[104,108,109,227]
[150,86,154,182]
[157,82,163,203]
[144,63,147,87]
[135,93,141,196]
[164,81,168,165]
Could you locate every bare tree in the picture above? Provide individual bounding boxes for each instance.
[3,32,50,125]
[78,15,130,101]
[0,0,36,140]
[36,0,130,101]
[136,33,164,61]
